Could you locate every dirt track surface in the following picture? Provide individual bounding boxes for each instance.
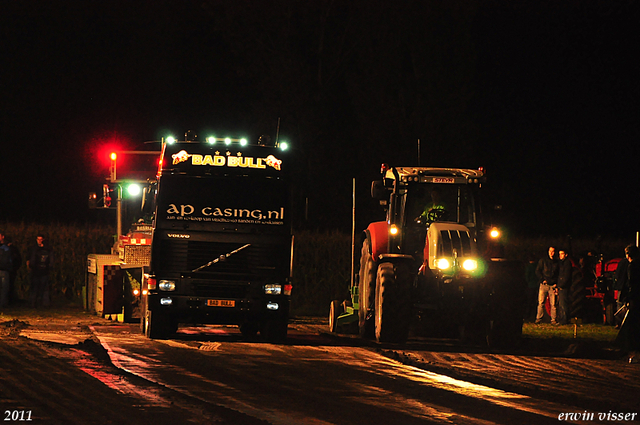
[0,306,266,425]
[2,305,640,424]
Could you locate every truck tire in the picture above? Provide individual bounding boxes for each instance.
[145,309,169,339]
[374,262,411,344]
[262,319,288,343]
[358,239,376,338]
[239,322,260,338]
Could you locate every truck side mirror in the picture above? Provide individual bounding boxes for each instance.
[371,180,388,200]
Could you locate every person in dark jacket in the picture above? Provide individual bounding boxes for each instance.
[535,246,559,324]
[27,234,54,308]
[614,257,629,313]
[556,249,573,325]
[4,236,22,306]
[615,244,640,363]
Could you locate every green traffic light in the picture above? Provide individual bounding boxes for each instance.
[127,183,142,197]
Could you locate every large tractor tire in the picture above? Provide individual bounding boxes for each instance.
[329,300,342,333]
[374,262,412,344]
[358,238,376,338]
[570,271,587,319]
[484,260,526,348]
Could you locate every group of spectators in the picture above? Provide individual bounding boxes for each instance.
[530,246,574,325]
[0,231,54,309]
[526,244,639,363]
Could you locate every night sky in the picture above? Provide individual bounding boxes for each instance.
[1,0,639,238]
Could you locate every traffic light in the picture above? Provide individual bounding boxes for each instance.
[109,152,117,181]
[125,183,142,197]
[103,184,112,208]
[88,192,98,209]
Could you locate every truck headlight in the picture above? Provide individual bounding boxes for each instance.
[264,284,282,295]
[462,259,478,271]
[159,280,176,291]
[436,258,451,270]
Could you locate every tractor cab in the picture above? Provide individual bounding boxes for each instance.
[372,166,487,277]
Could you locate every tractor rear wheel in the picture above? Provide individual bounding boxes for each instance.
[329,300,342,333]
[358,239,376,338]
[374,262,412,344]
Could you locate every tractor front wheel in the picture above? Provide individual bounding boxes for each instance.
[374,262,412,344]
[358,239,376,338]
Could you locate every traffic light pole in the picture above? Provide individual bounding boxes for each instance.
[116,185,123,237]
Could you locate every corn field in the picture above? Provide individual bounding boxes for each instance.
[2,221,115,302]
[2,220,634,315]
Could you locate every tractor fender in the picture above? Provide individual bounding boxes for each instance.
[365,221,389,262]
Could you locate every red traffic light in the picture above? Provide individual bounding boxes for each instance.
[110,152,117,161]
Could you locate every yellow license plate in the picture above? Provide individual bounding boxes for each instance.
[207,299,235,307]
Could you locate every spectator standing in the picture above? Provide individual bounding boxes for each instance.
[0,231,13,309]
[535,246,559,325]
[614,256,629,326]
[556,249,573,325]
[615,244,640,363]
[525,255,539,322]
[27,234,54,308]
[4,236,22,305]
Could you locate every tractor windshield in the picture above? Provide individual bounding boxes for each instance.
[405,183,477,228]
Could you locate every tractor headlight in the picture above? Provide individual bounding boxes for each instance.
[158,280,176,291]
[264,284,282,295]
[436,258,451,270]
[462,259,478,271]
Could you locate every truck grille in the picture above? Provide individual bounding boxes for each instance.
[155,240,285,280]
[189,280,249,298]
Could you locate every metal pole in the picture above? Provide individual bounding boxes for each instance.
[351,178,356,288]
[116,185,122,237]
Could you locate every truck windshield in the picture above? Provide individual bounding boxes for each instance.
[405,183,476,226]
[155,175,289,231]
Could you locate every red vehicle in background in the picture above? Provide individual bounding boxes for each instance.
[589,257,621,325]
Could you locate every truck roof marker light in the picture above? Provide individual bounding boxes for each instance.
[207,137,216,144]
[279,141,289,151]
[224,138,232,145]
[240,138,248,146]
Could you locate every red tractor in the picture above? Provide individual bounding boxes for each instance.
[330,165,525,346]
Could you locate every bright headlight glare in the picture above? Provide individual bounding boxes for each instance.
[159,280,176,291]
[436,258,451,270]
[160,297,172,306]
[462,259,478,271]
[264,284,282,295]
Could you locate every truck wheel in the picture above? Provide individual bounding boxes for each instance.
[358,239,376,338]
[139,296,148,335]
[262,319,288,343]
[145,309,169,339]
[329,300,342,333]
[239,322,260,338]
[375,262,411,344]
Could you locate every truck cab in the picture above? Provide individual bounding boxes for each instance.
[141,136,293,341]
